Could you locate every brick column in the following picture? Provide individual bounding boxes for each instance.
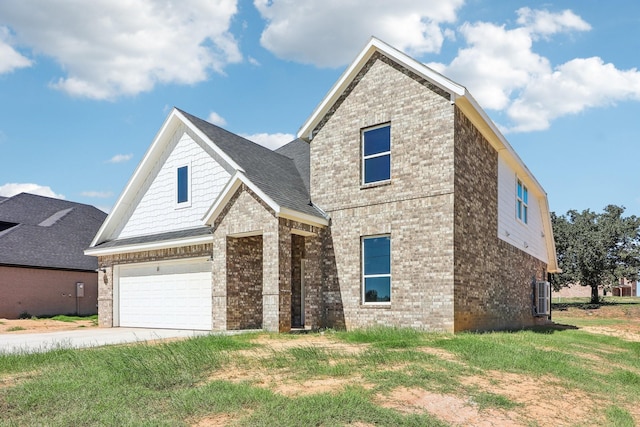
[278,222,292,332]
[211,235,227,331]
[262,230,280,332]
[96,260,113,327]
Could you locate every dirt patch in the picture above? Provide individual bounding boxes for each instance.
[0,318,97,334]
[209,334,373,397]
[377,387,520,426]
[462,371,599,426]
[192,412,249,427]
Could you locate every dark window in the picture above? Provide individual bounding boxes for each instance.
[177,166,189,204]
[517,179,528,224]
[362,235,391,303]
[363,125,390,184]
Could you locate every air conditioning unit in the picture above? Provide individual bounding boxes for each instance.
[535,281,550,316]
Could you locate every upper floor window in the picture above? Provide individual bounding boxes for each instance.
[362,235,391,304]
[177,165,190,206]
[517,179,528,224]
[362,124,390,184]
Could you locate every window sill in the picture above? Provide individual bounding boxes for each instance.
[361,303,391,308]
[360,180,391,190]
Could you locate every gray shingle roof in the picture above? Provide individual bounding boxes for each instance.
[0,193,107,271]
[276,138,311,194]
[178,109,324,220]
[92,226,211,249]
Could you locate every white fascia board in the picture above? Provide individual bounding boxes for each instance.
[84,234,213,257]
[280,207,329,227]
[540,197,560,273]
[90,109,184,248]
[174,109,244,173]
[297,37,465,141]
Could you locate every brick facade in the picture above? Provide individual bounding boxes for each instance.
[311,53,457,331]
[453,108,548,331]
[91,45,553,334]
[309,52,548,332]
[0,266,98,319]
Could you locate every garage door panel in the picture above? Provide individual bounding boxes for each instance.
[119,263,212,330]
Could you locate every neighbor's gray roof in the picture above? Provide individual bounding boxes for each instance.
[178,109,323,220]
[0,193,107,271]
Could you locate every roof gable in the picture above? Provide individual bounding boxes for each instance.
[91,108,327,250]
[178,111,326,223]
[296,36,558,272]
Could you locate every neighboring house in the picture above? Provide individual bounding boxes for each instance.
[0,193,107,318]
[612,278,637,297]
[86,38,559,333]
[554,279,638,299]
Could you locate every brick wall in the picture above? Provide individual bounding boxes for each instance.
[453,107,548,331]
[226,235,263,330]
[311,52,457,331]
[290,234,305,327]
[0,266,98,318]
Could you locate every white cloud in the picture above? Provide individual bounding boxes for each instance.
[107,153,133,163]
[430,8,640,132]
[254,0,464,67]
[508,57,640,132]
[0,183,65,199]
[0,0,241,99]
[0,26,32,74]
[207,111,227,126]
[516,7,591,38]
[81,191,114,198]
[241,132,294,150]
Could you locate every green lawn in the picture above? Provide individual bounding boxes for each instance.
[1,309,639,426]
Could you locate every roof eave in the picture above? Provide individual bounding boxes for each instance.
[84,234,213,257]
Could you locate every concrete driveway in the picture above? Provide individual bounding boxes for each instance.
[0,328,212,354]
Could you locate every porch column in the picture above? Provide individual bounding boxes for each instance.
[278,223,292,332]
[262,230,281,332]
[211,234,227,331]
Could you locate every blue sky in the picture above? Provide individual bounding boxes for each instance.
[0,0,639,217]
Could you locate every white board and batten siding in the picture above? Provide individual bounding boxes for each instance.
[117,129,231,239]
[115,260,213,330]
[497,156,548,264]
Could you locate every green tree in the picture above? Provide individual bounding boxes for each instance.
[552,205,640,303]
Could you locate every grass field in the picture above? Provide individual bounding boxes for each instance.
[1,301,639,426]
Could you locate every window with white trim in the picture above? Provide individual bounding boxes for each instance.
[362,124,391,184]
[535,281,550,316]
[516,179,528,224]
[362,235,391,304]
[176,165,191,206]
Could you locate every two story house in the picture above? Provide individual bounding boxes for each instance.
[86,38,559,332]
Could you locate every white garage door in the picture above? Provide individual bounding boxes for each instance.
[118,260,212,330]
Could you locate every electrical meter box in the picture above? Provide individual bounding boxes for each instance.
[76,282,85,298]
